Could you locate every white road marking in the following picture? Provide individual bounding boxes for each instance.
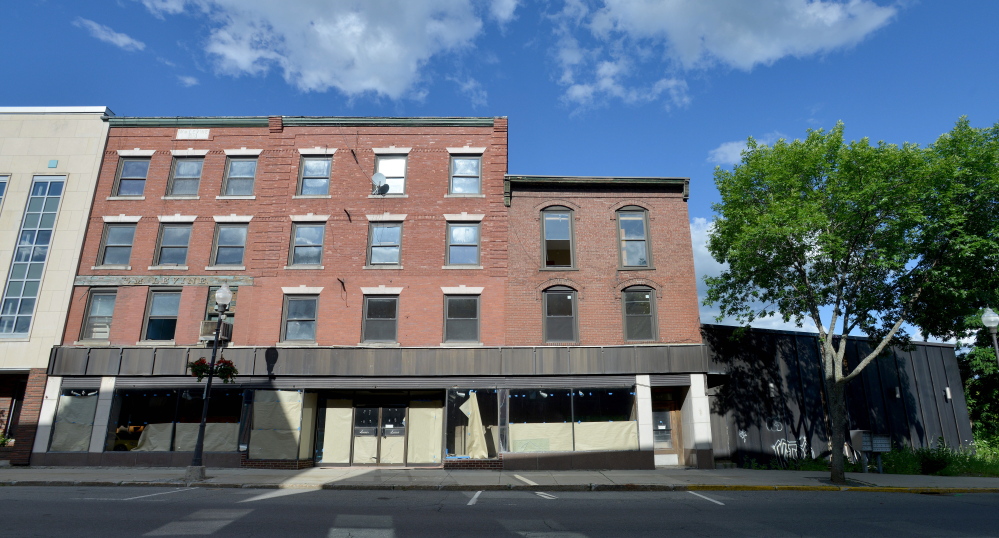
[688,491,725,505]
[535,492,558,500]
[122,488,192,501]
[513,474,538,486]
[239,488,318,503]
[467,491,483,505]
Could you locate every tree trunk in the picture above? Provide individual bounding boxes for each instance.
[827,378,848,484]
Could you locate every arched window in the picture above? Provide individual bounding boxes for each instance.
[542,206,574,268]
[616,206,651,268]
[543,286,577,343]
[622,286,656,341]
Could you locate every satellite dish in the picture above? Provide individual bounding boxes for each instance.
[371,172,388,195]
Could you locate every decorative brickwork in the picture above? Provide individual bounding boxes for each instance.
[443,455,503,470]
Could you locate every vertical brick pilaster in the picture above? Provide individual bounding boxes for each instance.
[11,368,47,465]
[268,116,283,133]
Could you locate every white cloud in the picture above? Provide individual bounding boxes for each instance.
[449,76,488,107]
[73,18,146,51]
[178,75,200,86]
[707,141,748,166]
[490,0,519,24]
[555,0,896,108]
[140,0,485,99]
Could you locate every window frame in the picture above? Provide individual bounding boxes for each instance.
[374,155,407,194]
[367,222,403,266]
[154,223,192,266]
[221,157,258,196]
[541,206,575,269]
[443,295,480,343]
[449,155,481,195]
[98,223,136,267]
[543,286,578,344]
[142,289,181,342]
[280,294,319,343]
[113,157,150,197]
[210,223,248,267]
[621,286,658,342]
[166,157,204,197]
[297,155,332,196]
[289,222,325,266]
[616,207,653,269]
[205,285,238,325]
[81,289,117,341]
[445,222,480,266]
[362,295,399,343]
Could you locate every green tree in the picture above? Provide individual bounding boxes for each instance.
[705,119,999,483]
[957,315,999,450]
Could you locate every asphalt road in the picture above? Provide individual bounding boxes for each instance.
[0,486,997,537]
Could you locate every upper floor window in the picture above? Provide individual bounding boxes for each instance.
[143,290,180,341]
[368,223,402,265]
[114,158,150,196]
[542,207,574,268]
[167,158,203,196]
[282,295,318,342]
[543,286,577,343]
[363,295,398,343]
[290,223,324,266]
[446,223,480,266]
[99,224,136,266]
[450,156,481,194]
[206,285,238,325]
[622,286,656,341]
[0,176,7,206]
[155,224,192,266]
[81,289,116,340]
[222,158,257,196]
[617,207,651,268]
[375,155,406,194]
[212,224,248,266]
[444,295,479,343]
[298,156,332,196]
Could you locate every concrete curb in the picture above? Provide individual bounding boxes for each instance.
[1,479,998,494]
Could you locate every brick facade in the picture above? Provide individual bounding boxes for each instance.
[9,369,46,465]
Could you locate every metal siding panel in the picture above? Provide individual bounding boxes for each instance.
[119,348,155,375]
[856,340,889,434]
[85,348,121,376]
[634,346,669,372]
[926,346,961,448]
[910,345,944,446]
[50,347,89,376]
[649,374,691,386]
[843,339,872,431]
[877,348,912,449]
[939,345,974,447]
[793,335,828,453]
[152,348,190,376]
[670,345,708,372]
[60,377,102,389]
[602,346,636,374]
[569,347,602,374]
[535,347,569,375]
[895,348,927,448]
[501,348,535,375]
[219,348,256,378]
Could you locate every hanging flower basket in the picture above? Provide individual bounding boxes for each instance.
[188,356,239,383]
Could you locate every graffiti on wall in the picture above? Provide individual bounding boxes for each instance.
[772,435,808,467]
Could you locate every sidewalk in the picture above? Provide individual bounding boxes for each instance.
[3,466,999,493]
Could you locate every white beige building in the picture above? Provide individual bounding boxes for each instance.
[0,107,111,463]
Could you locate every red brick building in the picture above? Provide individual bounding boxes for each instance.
[35,115,714,470]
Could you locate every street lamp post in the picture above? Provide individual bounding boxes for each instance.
[185,284,232,482]
[984,307,999,369]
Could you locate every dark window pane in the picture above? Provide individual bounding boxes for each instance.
[103,246,132,265]
[287,298,317,320]
[106,226,135,245]
[145,318,177,340]
[364,319,396,341]
[150,293,180,316]
[445,319,477,342]
[623,291,652,315]
[121,160,149,178]
[366,298,397,319]
[158,247,187,265]
[545,317,574,342]
[161,226,191,246]
[117,179,145,196]
[546,293,574,317]
[447,297,477,319]
[214,247,244,265]
[545,240,572,267]
[217,226,247,246]
[625,316,653,341]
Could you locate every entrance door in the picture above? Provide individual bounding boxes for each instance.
[351,407,407,465]
[651,390,683,466]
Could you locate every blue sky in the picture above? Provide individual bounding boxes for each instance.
[3,0,998,334]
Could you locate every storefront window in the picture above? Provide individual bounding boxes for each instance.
[105,389,244,452]
[49,389,98,452]
[503,387,638,453]
[445,389,498,459]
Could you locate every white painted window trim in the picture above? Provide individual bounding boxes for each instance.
[290,213,331,222]
[223,148,263,156]
[372,146,412,155]
[360,285,404,295]
[170,149,210,156]
[157,214,197,223]
[298,147,337,155]
[282,286,324,294]
[117,149,156,157]
[102,215,141,223]
[213,214,253,223]
[446,146,486,155]
[441,286,484,295]
[365,212,407,222]
[443,212,485,222]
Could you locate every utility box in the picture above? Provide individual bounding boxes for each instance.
[850,430,892,473]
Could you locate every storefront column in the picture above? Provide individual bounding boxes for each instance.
[681,373,714,469]
[31,375,61,455]
[88,377,116,453]
[635,375,653,451]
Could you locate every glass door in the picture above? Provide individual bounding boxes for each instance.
[379,407,406,465]
[351,407,379,465]
[350,406,408,465]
